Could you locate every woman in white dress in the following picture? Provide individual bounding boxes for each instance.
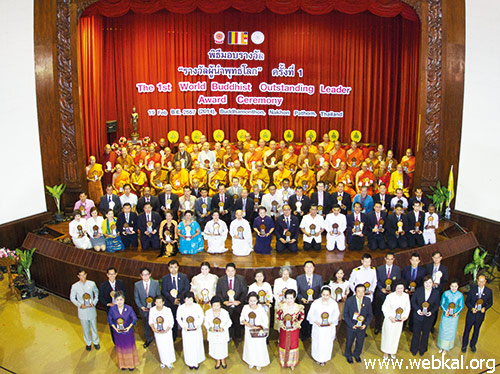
[248,270,273,315]
[381,280,411,359]
[307,286,340,365]
[176,292,205,369]
[86,207,106,251]
[328,267,350,322]
[229,210,253,256]
[273,266,298,331]
[148,295,176,369]
[69,210,92,249]
[240,292,270,370]
[190,261,219,313]
[204,296,232,369]
[203,211,228,254]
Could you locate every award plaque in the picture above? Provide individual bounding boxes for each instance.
[409,282,416,293]
[164,231,171,242]
[204,159,210,168]
[351,158,357,167]
[302,181,308,191]
[248,312,256,326]
[296,201,302,212]
[170,289,178,298]
[397,221,403,233]
[149,161,155,170]
[237,226,244,239]
[146,296,154,309]
[356,315,365,327]
[184,200,191,210]
[378,219,384,230]
[219,201,224,213]
[258,290,267,304]
[422,301,430,314]
[116,317,126,332]
[213,223,220,235]
[310,224,316,236]
[306,288,314,302]
[156,179,162,188]
[83,293,91,306]
[106,161,112,171]
[335,287,343,302]
[332,223,339,235]
[166,199,172,208]
[213,317,221,332]
[354,220,362,233]
[201,289,210,304]
[250,327,269,338]
[337,196,342,203]
[110,290,116,304]
[156,316,165,332]
[385,279,392,292]
[285,230,291,242]
[428,216,435,228]
[124,222,133,235]
[284,314,293,329]
[214,179,220,189]
[201,203,207,214]
[364,282,370,293]
[186,316,196,331]
[259,224,266,236]
[77,225,84,238]
[271,200,278,213]
[146,221,153,233]
[395,307,403,322]
[282,190,288,201]
[181,158,186,168]
[448,302,456,315]
[281,287,288,301]
[321,312,330,326]
[185,225,192,240]
[80,206,86,216]
[93,225,99,238]
[415,221,421,232]
[227,289,235,303]
[233,194,239,201]
[318,205,323,215]
[475,298,484,311]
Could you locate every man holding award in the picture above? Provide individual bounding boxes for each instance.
[374,253,401,335]
[407,201,425,248]
[346,202,367,251]
[299,205,325,251]
[348,253,377,301]
[365,202,388,250]
[275,204,300,253]
[134,267,161,348]
[296,261,323,341]
[324,204,347,251]
[385,204,409,250]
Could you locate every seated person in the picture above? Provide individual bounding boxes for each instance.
[385,150,398,174]
[119,184,138,212]
[173,142,192,170]
[69,211,92,250]
[335,162,356,198]
[294,164,316,196]
[112,164,130,195]
[365,202,387,251]
[189,161,208,188]
[374,161,391,190]
[388,164,410,197]
[249,161,270,192]
[346,141,363,175]
[150,163,169,196]
[261,184,283,219]
[194,187,211,230]
[316,162,336,193]
[73,192,95,219]
[372,183,392,212]
[244,144,262,171]
[273,161,293,190]
[130,167,148,195]
[346,202,366,251]
[228,160,249,189]
[229,210,253,256]
[282,145,298,175]
[385,204,408,250]
[423,204,439,245]
[288,186,311,222]
[169,161,189,196]
[352,185,374,214]
[116,202,138,248]
[274,204,300,253]
[355,162,375,195]
[331,182,351,216]
[208,162,228,196]
[315,145,330,171]
[179,186,197,215]
[390,188,409,211]
[329,141,346,172]
[203,210,229,254]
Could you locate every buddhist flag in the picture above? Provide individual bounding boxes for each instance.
[228,31,248,45]
[447,165,454,206]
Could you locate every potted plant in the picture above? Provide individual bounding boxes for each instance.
[16,247,36,294]
[46,183,66,222]
[426,181,449,216]
[464,248,491,284]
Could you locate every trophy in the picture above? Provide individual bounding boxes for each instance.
[214,179,220,189]
[164,230,171,242]
[354,220,362,233]
[201,203,207,215]
[378,219,385,231]
[201,289,210,304]
[185,225,191,240]
[302,180,308,191]
[447,302,456,315]
[285,231,292,242]
[318,205,323,215]
[271,157,276,166]
[409,282,416,293]
[337,196,342,204]
[259,224,266,236]
[284,314,293,329]
[252,161,256,170]
[110,290,116,304]
[428,216,435,229]
[310,224,316,236]
[184,200,191,210]
[148,161,155,170]
[364,282,370,294]
[321,312,330,326]
[83,293,91,306]
[219,201,224,213]
[145,296,153,310]
[156,179,162,188]
[213,222,220,236]
[395,307,403,322]
[248,312,256,326]
[415,221,421,233]
[254,198,259,211]
[271,200,278,213]
[77,225,84,238]
[166,199,172,209]
[356,315,365,328]
[296,201,302,213]
[306,288,314,303]
[258,290,267,304]
[156,316,165,332]
[92,225,99,238]
[335,287,343,302]
[146,221,153,233]
[351,158,357,167]
[237,226,244,239]
[335,158,341,168]
[170,289,178,299]
[422,301,430,314]
[282,190,288,201]
[116,317,126,332]
[106,161,112,171]
[123,222,132,235]
[332,223,339,235]
[213,317,221,332]
[204,159,210,169]
[227,289,235,303]
[280,287,288,302]
[233,194,239,201]
[111,224,117,237]
[181,158,186,169]
[385,279,392,292]
[80,206,86,216]
[475,298,484,311]
[397,221,403,234]
[186,316,196,330]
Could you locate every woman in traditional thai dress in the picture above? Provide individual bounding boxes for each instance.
[276,289,305,370]
[149,295,176,369]
[253,206,275,254]
[159,210,178,257]
[176,292,205,370]
[307,286,340,365]
[177,210,203,255]
[107,291,139,370]
[102,209,124,252]
[437,280,464,354]
[203,211,228,254]
[204,296,232,369]
[86,207,106,251]
[69,210,92,250]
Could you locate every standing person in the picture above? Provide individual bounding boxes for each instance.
[99,184,122,216]
[108,291,140,371]
[215,263,248,342]
[300,205,325,251]
[86,207,106,251]
[374,253,402,335]
[253,206,275,254]
[407,200,425,248]
[70,268,100,351]
[324,204,347,251]
[137,202,162,253]
[344,285,373,364]
[346,202,367,251]
[365,202,387,250]
[274,204,300,253]
[331,182,351,216]
[410,275,440,356]
[273,266,298,330]
[296,261,323,340]
[149,295,176,369]
[229,210,253,256]
[276,289,305,370]
[102,209,124,252]
[288,186,310,223]
[348,253,377,301]
[158,210,178,257]
[248,270,273,316]
[425,251,449,330]
[461,274,493,353]
[385,204,408,250]
[438,280,464,354]
[241,292,271,370]
[176,292,205,370]
[203,210,229,254]
[328,268,350,324]
[204,296,232,369]
[134,267,161,348]
[307,286,340,366]
[191,262,219,311]
[177,210,204,255]
[99,267,126,312]
[380,281,411,359]
[423,204,439,244]
[69,211,93,250]
[116,203,139,249]
[194,187,212,230]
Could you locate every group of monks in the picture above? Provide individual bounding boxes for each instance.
[85,132,416,203]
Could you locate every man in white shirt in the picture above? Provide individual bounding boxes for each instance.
[324,204,347,251]
[349,253,377,301]
[390,188,409,211]
[277,178,295,203]
[423,204,439,244]
[119,183,138,211]
[300,205,325,251]
[261,184,283,218]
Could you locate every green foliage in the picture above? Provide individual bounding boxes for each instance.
[45,184,66,214]
[15,247,36,282]
[464,248,491,282]
[426,181,450,213]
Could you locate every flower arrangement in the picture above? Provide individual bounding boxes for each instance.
[118,136,127,145]
[0,247,19,261]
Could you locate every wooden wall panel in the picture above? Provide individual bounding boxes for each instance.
[0,213,52,249]
[453,211,500,253]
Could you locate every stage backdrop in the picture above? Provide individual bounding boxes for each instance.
[79,1,420,159]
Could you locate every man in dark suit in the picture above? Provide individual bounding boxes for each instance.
[134,267,161,348]
[373,253,401,334]
[425,250,449,330]
[289,186,311,223]
[210,184,233,227]
[248,184,264,217]
[296,261,323,340]
[409,188,430,212]
[331,182,352,215]
[407,201,425,248]
[232,188,254,222]
[365,202,387,250]
[385,204,409,250]
[215,263,248,341]
[310,181,331,216]
[136,187,160,214]
[158,184,180,219]
[137,202,162,252]
[194,188,211,230]
[372,184,392,213]
[98,267,126,312]
[346,202,366,250]
[161,260,190,340]
[402,253,426,330]
[275,204,300,253]
[410,275,440,355]
[344,284,373,364]
[116,203,138,248]
[461,274,493,352]
[99,184,122,216]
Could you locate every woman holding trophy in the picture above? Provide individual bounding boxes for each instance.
[437,279,464,354]
[159,210,178,257]
[190,262,219,312]
[176,292,205,369]
[148,295,176,369]
[177,210,203,255]
[204,296,232,369]
[202,210,229,254]
[102,209,124,252]
[86,207,106,251]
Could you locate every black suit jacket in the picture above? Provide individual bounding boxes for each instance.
[310,191,331,215]
[376,264,401,292]
[216,275,248,303]
[191,188,202,198]
[402,266,426,289]
[233,197,254,221]
[346,212,367,243]
[248,192,264,209]
[465,285,493,320]
[424,263,449,293]
[210,192,233,214]
[137,195,160,214]
[288,194,311,218]
[409,196,430,212]
[385,213,409,239]
[161,272,190,307]
[274,214,300,241]
[411,286,440,320]
[296,273,323,304]
[343,295,373,328]
[98,279,126,309]
[158,193,180,215]
[372,193,392,212]
[116,211,138,234]
[330,191,352,215]
[137,211,162,236]
[365,211,388,240]
[407,210,425,233]
[99,194,122,216]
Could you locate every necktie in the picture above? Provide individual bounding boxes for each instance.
[478,288,483,299]
[286,217,290,229]
[376,213,380,222]
[307,277,312,287]
[172,276,177,290]
[229,279,233,290]
[126,214,129,223]
[221,194,224,203]
[108,195,111,203]
[146,197,150,202]
[243,199,246,210]
[387,267,391,279]
[145,282,149,295]
[411,268,416,281]
[147,214,151,222]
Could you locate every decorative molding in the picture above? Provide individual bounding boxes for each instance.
[76,0,99,19]
[402,0,422,19]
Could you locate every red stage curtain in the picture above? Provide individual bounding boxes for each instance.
[79,4,420,160]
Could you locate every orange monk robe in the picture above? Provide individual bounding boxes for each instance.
[133,149,147,166]
[131,171,148,194]
[115,155,136,173]
[113,171,130,195]
[245,152,263,171]
[215,149,226,163]
[374,169,391,192]
[385,157,398,174]
[298,153,316,169]
[355,169,376,195]
[317,169,336,193]
[294,170,316,196]
[320,141,335,154]
[208,170,228,196]
[185,144,194,153]
[229,167,249,189]
[243,140,258,153]
[315,153,330,171]
[335,169,356,198]
[144,153,162,173]
[273,168,293,189]
[306,144,318,155]
[401,155,416,188]
[365,157,379,172]
[250,169,270,192]
[87,163,103,203]
[161,154,174,170]
[190,168,208,188]
[150,169,169,195]
[346,148,363,175]
[170,169,190,195]
[282,153,299,174]
[330,148,347,171]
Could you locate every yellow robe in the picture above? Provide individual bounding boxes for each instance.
[131,171,148,194]
[229,167,249,188]
[113,171,130,195]
[190,168,208,188]
[250,169,270,192]
[388,171,410,197]
[208,170,228,196]
[150,170,169,195]
[115,155,136,173]
[294,170,316,195]
[170,169,189,195]
[273,169,292,189]
[87,163,103,203]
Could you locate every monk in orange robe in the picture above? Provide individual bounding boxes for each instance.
[329,141,347,172]
[249,161,270,192]
[183,136,194,153]
[319,133,335,154]
[131,167,148,194]
[364,150,379,172]
[316,162,336,193]
[144,145,161,175]
[243,132,258,153]
[400,148,416,189]
[208,162,228,196]
[150,163,169,195]
[190,161,208,188]
[273,161,293,189]
[374,161,391,192]
[297,146,316,169]
[161,147,174,171]
[228,160,249,188]
[191,144,200,163]
[282,145,299,175]
[385,150,398,174]
[346,141,363,175]
[355,162,376,195]
[112,164,130,195]
[335,162,356,198]
[315,146,330,171]
[263,140,280,181]
[256,138,269,156]
[294,164,316,196]
[244,144,263,171]
[303,136,318,155]
[115,148,136,174]
[86,156,103,203]
[170,161,190,195]
[214,143,225,164]
[374,144,386,163]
